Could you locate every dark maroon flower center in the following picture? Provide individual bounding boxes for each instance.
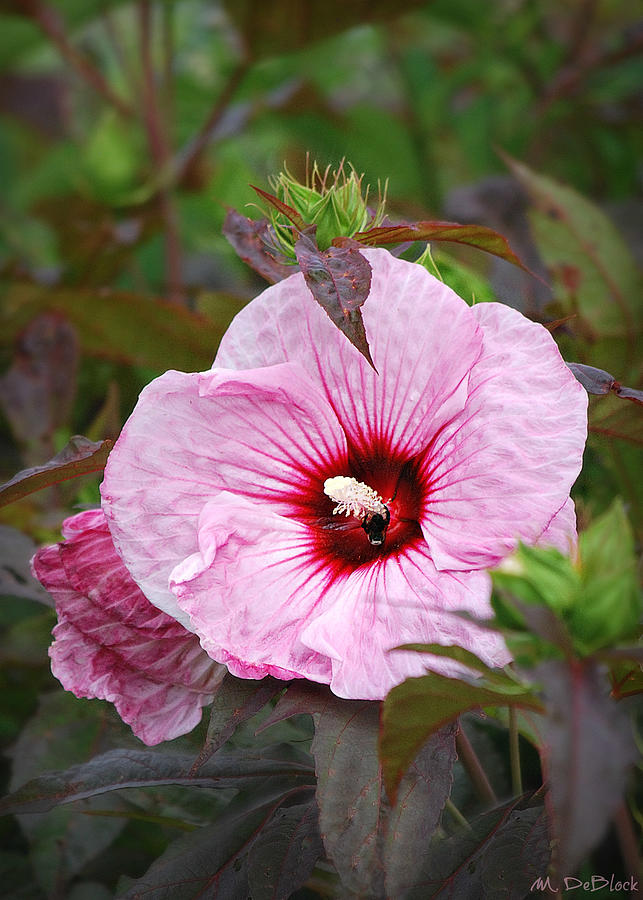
[293,443,425,576]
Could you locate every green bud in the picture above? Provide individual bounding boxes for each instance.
[267,160,387,254]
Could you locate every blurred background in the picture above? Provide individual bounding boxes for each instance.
[0,1,640,895]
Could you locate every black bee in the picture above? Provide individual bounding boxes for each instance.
[361,505,390,546]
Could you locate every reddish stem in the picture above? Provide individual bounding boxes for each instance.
[31,2,133,118]
[138,0,184,305]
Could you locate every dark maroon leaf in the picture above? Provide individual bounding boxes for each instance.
[311,697,455,897]
[0,436,112,508]
[353,220,533,273]
[190,675,282,774]
[384,723,457,898]
[614,384,643,405]
[294,231,375,369]
[251,185,306,230]
[257,681,333,733]
[223,208,294,283]
[478,806,550,898]
[119,781,316,900]
[567,362,615,394]
[380,672,542,801]
[311,700,385,897]
[532,659,637,875]
[0,313,78,450]
[1,745,314,815]
[247,800,323,900]
[566,363,643,405]
[0,525,53,604]
[399,797,525,898]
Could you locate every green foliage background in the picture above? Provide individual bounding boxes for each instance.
[0,0,640,896]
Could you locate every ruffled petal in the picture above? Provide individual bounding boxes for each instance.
[102,363,347,624]
[419,302,587,571]
[215,248,484,460]
[536,497,578,556]
[299,543,510,700]
[170,493,333,684]
[32,511,225,745]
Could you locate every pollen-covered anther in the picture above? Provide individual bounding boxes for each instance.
[324,476,391,547]
[324,476,388,519]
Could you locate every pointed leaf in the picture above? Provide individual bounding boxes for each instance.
[251,185,306,230]
[222,209,293,283]
[117,781,316,900]
[383,723,457,898]
[311,700,385,897]
[533,660,637,874]
[294,231,375,369]
[396,642,521,684]
[505,155,641,347]
[190,676,282,773]
[1,745,315,816]
[0,436,112,507]
[247,800,323,900]
[404,799,548,900]
[311,696,456,897]
[380,673,543,799]
[354,221,532,273]
[567,362,643,404]
[257,681,333,733]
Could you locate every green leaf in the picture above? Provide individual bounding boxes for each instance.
[492,545,581,619]
[505,156,641,369]
[380,673,542,799]
[571,499,642,653]
[0,436,112,508]
[0,283,243,372]
[415,246,498,305]
[396,642,522,684]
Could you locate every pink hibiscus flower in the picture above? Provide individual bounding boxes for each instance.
[32,509,225,744]
[90,248,586,701]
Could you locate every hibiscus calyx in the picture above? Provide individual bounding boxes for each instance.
[324,475,391,547]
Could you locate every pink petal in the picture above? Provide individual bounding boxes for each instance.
[419,302,587,571]
[102,363,347,625]
[215,248,484,459]
[537,497,578,556]
[299,544,510,700]
[169,493,333,684]
[32,510,225,745]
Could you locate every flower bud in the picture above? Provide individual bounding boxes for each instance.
[267,160,387,255]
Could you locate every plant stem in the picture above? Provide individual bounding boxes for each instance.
[456,725,497,806]
[32,2,133,118]
[138,0,184,305]
[509,707,523,796]
[173,60,250,186]
[445,798,472,831]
